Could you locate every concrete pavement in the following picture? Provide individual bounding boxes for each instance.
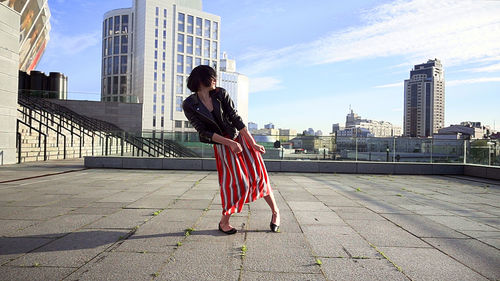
[0,159,499,280]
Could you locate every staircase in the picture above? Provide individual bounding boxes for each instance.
[16,95,199,163]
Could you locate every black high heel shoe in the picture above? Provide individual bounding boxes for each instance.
[218,223,237,235]
[270,213,280,233]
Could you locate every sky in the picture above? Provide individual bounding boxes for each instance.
[37,0,500,134]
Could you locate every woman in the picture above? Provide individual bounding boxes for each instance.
[183,65,280,234]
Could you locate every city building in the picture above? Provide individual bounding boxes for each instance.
[404,59,445,137]
[264,123,275,129]
[331,123,340,134]
[219,52,248,123]
[101,0,220,132]
[340,109,401,137]
[1,0,51,165]
[248,122,258,132]
[278,128,297,142]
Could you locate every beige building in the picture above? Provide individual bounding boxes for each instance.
[404,59,445,137]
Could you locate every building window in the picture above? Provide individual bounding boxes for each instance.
[103,20,107,38]
[161,95,165,104]
[177,34,184,52]
[203,39,210,57]
[163,41,166,50]
[178,13,185,32]
[162,84,165,92]
[163,19,166,28]
[204,19,210,37]
[155,17,158,27]
[153,105,156,114]
[187,15,194,34]
[103,38,107,56]
[161,105,164,114]
[175,120,182,127]
[154,72,157,81]
[162,73,165,82]
[195,37,202,56]
[164,9,167,18]
[154,50,158,59]
[113,56,119,74]
[114,16,120,34]
[203,59,209,65]
[108,17,113,36]
[153,94,157,103]
[107,76,111,94]
[196,17,202,36]
[107,38,112,55]
[122,15,128,33]
[113,36,120,54]
[155,28,158,37]
[154,61,157,70]
[153,83,157,92]
[120,56,127,74]
[211,60,217,70]
[176,97,183,112]
[211,41,217,59]
[121,35,128,53]
[177,55,184,73]
[162,51,166,60]
[185,121,192,128]
[161,117,164,127]
[163,30,166,39]
[176,75,183,94]
[212,22,218,39]
[120,76,127,95]
[113,77,118,95]
[162,62,165,71]
[155,39,158,49]
[155,7,159,16]
[186,36,193,54]
[195,57,201,67]
[153,116,156,127]
[186,56,193,73]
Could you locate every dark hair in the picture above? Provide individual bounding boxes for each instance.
[187,65,217,92]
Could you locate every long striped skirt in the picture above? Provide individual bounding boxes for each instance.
[214,135,272,215]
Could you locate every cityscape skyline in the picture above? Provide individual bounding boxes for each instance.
[36,0,500,134]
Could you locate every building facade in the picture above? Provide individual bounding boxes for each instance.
[404,59,445,137]
[101,0,220,132]
[342,109,401,137]
[219,53,248,124]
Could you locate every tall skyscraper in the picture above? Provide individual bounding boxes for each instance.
[101,0,220,131]
[219,52,249,124]
[404,59,445,137]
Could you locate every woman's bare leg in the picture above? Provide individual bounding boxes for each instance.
[219,214,233,231]
[264,192,280,225]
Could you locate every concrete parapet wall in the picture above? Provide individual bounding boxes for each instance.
[83,157,498,179]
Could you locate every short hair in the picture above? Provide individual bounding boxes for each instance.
[187,65,217,92]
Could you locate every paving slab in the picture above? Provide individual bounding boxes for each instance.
[242,271,326,281]
[383,214,467,238]
[7,229,128,268]
[0,266,75,281]
[321,258,409,281]
[378,247,489,281]
[65,252,169,281]
[0,237,53,265]
[84,209,154,229]
[423,238,500,280]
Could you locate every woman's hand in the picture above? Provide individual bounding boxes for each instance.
[252,143,266,154]
[228,140,243,154]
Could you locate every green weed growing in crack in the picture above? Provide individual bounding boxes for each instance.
[139,251,147,254]
[176,242,182,247]
[32,262,40,267]
[396,194,402,197]
[203,208,209,211]
[151,272,160,277]
[152,210,162,216]
[315,258,322,266]
[118,236,124,241]
[185,227,194,236]
[240,245,247,257]
[355,188,361,192]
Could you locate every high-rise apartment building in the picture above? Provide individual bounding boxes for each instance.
[219,53,248,124]
[101,0,220,132]
[404,59,445,137]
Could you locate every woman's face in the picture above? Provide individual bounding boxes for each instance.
[210,77,216,90]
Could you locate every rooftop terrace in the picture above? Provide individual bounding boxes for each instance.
[0,159,499,280]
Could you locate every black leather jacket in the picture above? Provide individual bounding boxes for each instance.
[182,87,246,144]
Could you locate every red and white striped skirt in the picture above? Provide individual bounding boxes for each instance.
[213,135,272,215]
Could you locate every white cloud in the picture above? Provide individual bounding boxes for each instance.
[249,76,283,93]
[374,82,403,88]
[47,31,100,56]
[447,77,500,87]
[469,63,500,73]
[239,0,500,75]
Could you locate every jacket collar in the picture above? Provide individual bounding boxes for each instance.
[192,90,220,122]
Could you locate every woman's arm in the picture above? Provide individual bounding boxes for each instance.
[239,127,266,154]
[212,133,242,153]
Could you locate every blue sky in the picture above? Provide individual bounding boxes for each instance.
[37,0,500,134]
